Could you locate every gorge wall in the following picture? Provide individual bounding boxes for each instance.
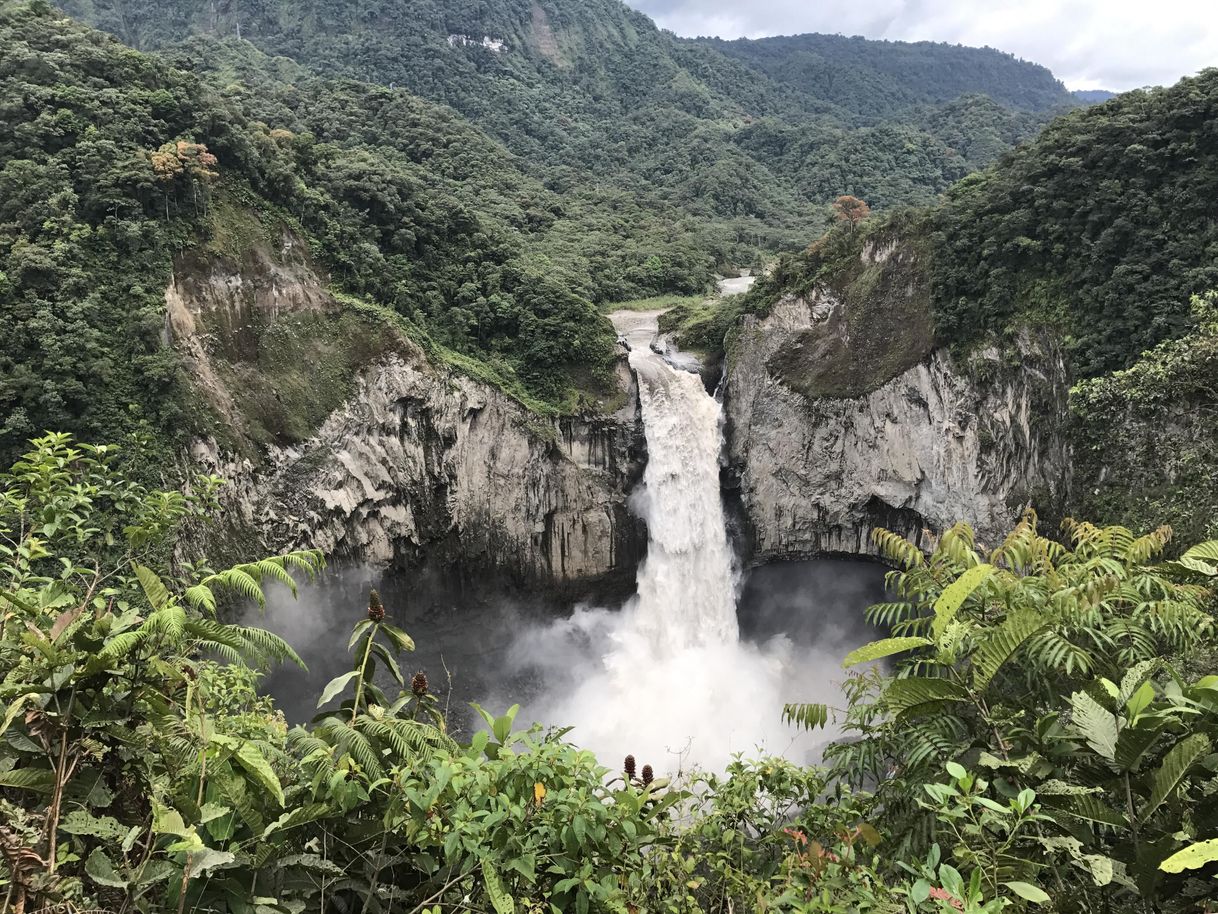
[169,227,646,596]
[723,238,1071,559]
[169,221,1073,587]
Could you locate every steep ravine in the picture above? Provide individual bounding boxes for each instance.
[722,267,1071,559]
[171,230,646,596]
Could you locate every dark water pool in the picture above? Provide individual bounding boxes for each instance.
[253,558,888,734]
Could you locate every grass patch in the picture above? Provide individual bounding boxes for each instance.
[600,293,709,314]
[335,294,565,417]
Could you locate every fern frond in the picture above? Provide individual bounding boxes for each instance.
[873,528,925,568]
[782,703,832,731]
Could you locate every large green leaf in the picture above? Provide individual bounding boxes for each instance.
[317,670,360,709]
[1166,540,1218,577]
[1141,733,1211,823]
[233,742,285,807]
[1113,723,1165,773]
[932,563,995,639]
[380,622,415,653]
[1071,691,1118,762]
[85,848,129,889]
[0,767,55,792]
[843,637,932,668]
[1159,838,1218,873]
[884,677,969,717]
[133,564,170,610]
[1004,882,1050,904]
[1041,795,1128,829]
[971,610,1045,691]
[482,859,516,914]
[0,692,39,737]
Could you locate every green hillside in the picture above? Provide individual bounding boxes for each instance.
[0,1,632,463]
[60,0,1074,218]
[701,32,1073,117]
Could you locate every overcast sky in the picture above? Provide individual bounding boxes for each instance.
[627,0,1218,91]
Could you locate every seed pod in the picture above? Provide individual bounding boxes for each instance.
[641,764,654,786]
[411,671,428,696]
[624,754,637,779]
[368,589,386,622]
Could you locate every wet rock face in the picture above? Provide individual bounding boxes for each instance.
[172,234,646,596]
[193,356,646,595]
[724,293,1071,560]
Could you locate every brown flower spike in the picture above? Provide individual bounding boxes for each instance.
[411,671,428,696]
[624,754,637,780]
[368,589,386,623]
[641,764,654,786]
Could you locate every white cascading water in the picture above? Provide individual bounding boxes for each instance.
[628,356,738,650]
[507,310,839,774]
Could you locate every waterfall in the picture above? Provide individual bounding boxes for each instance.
[503,308,841,774]
[629,354,738,650]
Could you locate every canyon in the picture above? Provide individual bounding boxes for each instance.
[172,235,1072,594]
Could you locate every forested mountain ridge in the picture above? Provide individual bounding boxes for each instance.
[700,32,1073,118]
[0,0,1098,472]
[60,0,1077,217]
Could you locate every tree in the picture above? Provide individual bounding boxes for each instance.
[832,194,871,229]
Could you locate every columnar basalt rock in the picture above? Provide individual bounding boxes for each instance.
[171,232,646,595]
[724,293,1071,559]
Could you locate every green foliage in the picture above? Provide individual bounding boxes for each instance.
[703,33,1072,118]
[798,511,1218,912]
[0,433,324,913]
[62,0,1068,222]
[931,70,1218,376]
[1071,291,1218,546]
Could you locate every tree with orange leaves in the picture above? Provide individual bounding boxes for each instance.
[149,140,219,218]
[831,194,870,230]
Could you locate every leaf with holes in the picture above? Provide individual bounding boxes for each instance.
[1159,838,1218,873]
[482,859,516,914]
[932,564,994,639]
[1141,733,1211,824]
[843,637,932,668]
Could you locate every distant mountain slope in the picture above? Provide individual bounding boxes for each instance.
[0,1,661,460]
[733,68,1218,539]
[699,32,1074,119]
[59,0,1075,218]
[749,68,1218,378]
[1071,89,1117,103]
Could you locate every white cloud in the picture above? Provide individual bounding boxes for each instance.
[629,0,1218,91]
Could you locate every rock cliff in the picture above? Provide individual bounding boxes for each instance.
[724,242,1070,559]
[170,229,646,595]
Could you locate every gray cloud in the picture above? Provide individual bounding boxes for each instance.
[628,0,1218,91]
